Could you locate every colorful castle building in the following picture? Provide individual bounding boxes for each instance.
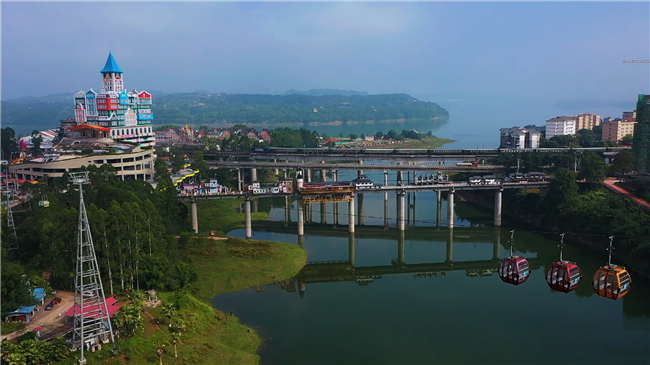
[72,52,155,147]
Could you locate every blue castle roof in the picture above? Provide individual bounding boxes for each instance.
[101,52,123,73]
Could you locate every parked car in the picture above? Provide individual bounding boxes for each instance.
[45,303,54,311]
[50,297,62,305]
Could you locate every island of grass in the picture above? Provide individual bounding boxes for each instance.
[364,134,454,150]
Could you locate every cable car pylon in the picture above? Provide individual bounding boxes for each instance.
[592,236,632,300]
[546,233,582,293]
[498,229,531,286]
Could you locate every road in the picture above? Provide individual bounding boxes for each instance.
[4,291,74,341]
[602,178,650,211]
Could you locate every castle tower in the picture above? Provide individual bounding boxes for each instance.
[71,52,156,147]
[100,52,124,93]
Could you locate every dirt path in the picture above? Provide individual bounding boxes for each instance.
[602,178,650,211]
[4,291,74,341]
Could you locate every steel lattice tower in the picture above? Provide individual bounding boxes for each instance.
[70,172,114,364]
[3,187,18,250]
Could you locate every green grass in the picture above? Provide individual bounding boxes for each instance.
[366,135,455,150]
[193,199,269,237]
[1,322,21,335]
[185,237,307,302]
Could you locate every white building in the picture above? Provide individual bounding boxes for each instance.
[545,116,577,138]
[499,127,541,149]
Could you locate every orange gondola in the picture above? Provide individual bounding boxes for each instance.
[546,233,582,293]
[498,230,531,286]
[592,236,631,300]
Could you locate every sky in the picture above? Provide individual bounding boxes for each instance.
[2,1,649,115]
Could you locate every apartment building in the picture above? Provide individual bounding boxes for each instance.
[601,119,636,142]
[545,116,577,138]
[575,113,601,131]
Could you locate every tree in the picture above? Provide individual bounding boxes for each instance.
[31,130,43,156]
[175,318,186,336]
[1,253,35,317]
[349,133,358,140]
[609,150,634,175]
[621,134,634,146]
[360,133,366,140]
[170,332,180,358]
[576,129,595,147]
[543,168,578,215]
[162,303,176,327]
[170,152,185,173]
[375,131,384,140]
[578,151,606,184]
[1,127,18,161]
[154,158,171,182]
[387,130,398,139]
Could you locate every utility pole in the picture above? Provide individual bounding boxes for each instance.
[2,189,17,250]
[70,172,115,364]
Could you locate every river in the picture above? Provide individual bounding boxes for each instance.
[212,170,650,365]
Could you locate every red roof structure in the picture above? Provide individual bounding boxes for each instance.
[64,297,120,319]
[323,138,339,143]
[67,124,111,132]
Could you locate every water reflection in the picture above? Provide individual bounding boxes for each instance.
[219,186,650,365]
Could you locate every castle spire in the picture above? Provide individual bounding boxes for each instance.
[101,51,123,74]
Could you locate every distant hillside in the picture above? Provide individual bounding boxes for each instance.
[1,92,448,135]
[284,89,370,97]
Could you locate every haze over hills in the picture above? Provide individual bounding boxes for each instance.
[1,92,449,136]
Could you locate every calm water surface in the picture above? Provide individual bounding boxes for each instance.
[212,171,650,365]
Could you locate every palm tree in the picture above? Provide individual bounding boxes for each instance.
[170,332,180,358]
[161,303,176,327]
[175,319,186,336]
[157,346,164,365]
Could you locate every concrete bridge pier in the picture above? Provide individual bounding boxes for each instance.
[384,193,389,228]
[334,202,339,226]
[358,193,364,225]
[307,169,312,183]
[446,228,454,263]
[237,169,243,191]
[447,189,455,228]
[333,170,338,182]
[298,200,304,236]
[493,227,501,260]
[397,171,403,185]
[284,196,291,226]
[283,169,288,179]
[320,203,327,224]
[252,198,258,213]
[245,198,252,239]
[274,159,279,175]
[349,232,356,267]
[407,192,411,225]
[250,168,258,183]
[348,196,355,233]
[436,191,442,227]
[321,169,327,182]
[398,230,405,266]
[358,160,364,177]
[412,192,417,226]
[494,188,503,227]
[298,234,305,248]
[308,204,313,223]
[397,191,406,231]
[190,198,198,234]
[384,171,388,186]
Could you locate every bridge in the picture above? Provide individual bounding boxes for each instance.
[205,160,505,172]
[247,229,547,295]
[183,178,548,236]
[203,146,628,164]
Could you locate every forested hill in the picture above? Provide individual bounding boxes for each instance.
[153,93,448,126]
[1,92,448,135]
[284,89,370,96]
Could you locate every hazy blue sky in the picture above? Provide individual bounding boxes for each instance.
[2,1,649,110]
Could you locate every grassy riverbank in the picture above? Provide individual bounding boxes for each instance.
[365,135,454,150]
[193,199,269,237]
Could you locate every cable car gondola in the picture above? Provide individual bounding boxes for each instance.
[546,233,582,293]
[498,230,531,286]
[592,236,631,300]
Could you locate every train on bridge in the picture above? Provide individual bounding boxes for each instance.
[250,146,628,156]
